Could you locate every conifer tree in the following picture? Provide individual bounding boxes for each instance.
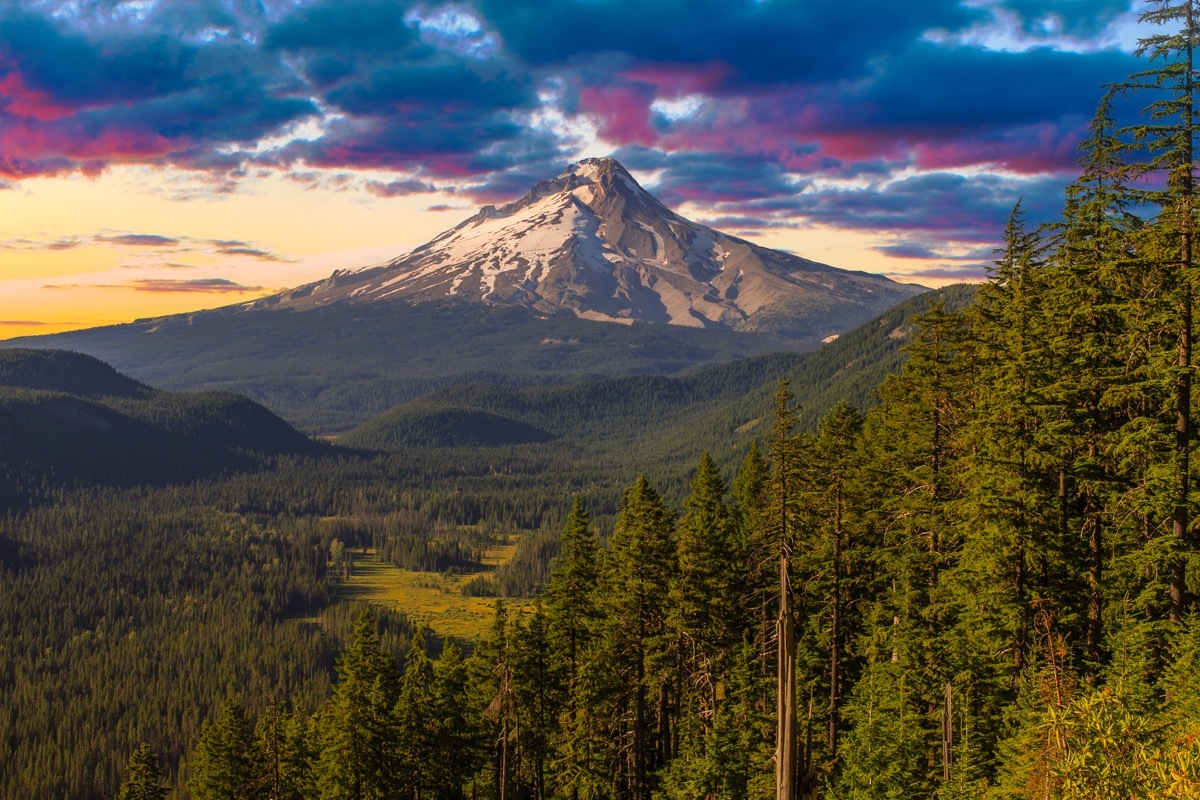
[317,610,400,800]
[665,452,742,799]
[255,699,291,800]
[841,303,970,797]
[396,628,436,800]
[757,383,803,800]
[119,743,169,800]
[544,497,599,692]
[430,643,479,800]
[1125,0,1200,621]
[472,601,520,800]
[732,441,768,547]
[543,499,602,800]
[1044,88,1140,671]
[280,710,317,800]
[673,452,740,697]
[806,401,864,762]
[598,475,677,800]
[514,609,558,800]
[190,699,260,800]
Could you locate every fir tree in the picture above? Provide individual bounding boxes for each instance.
[598,475,677,800]
[317,610,400,800]
[395,628,436,800]
[1125,0,1200,621]
[119,744,168,800]
[190,699,260,800]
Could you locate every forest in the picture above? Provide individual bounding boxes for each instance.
[7,3,1200,800]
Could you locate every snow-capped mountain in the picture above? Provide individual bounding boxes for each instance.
[250,157,923,338]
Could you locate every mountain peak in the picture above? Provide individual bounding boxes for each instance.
[566,156,631,180]
[253,158,924,338]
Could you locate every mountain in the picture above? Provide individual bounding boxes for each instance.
[4,158,927,433]
[250,157,923,338]
[0,349,321,501]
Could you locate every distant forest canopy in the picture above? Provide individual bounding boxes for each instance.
[7,3,1200,800]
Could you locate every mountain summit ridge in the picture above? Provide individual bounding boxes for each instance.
[249,157,923,338]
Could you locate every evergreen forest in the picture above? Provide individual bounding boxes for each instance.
[8,3,1200,799]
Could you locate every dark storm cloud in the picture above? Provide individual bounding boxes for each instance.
[997,0,1135,38]
[475,0,984,87]
[607,149,803,205]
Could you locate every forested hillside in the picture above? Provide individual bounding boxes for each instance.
[0,349,322,508]
[6,300,806,433]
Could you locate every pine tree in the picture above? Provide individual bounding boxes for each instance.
[471,600,520,800]
[317,610,400,800]
[119,744,168,800]
[664,452,742,800]
[1125,0,1200,621]
[396,628,436,800]
[805,401,864,763]
[598,475,677,800]
[1043,88,1141,673]
[430,643,479,800]
[757,383,803,800]
[190,699,260,800]
[732,441,768,548]
[841,303,971,797]
[280,710,317,800]
[673,452,740,699]
[544,497,599,695]
[514,609,558,800]
[255,699,291,800]
[543,500,602,800]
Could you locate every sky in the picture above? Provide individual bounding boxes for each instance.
[0,0,1155,336]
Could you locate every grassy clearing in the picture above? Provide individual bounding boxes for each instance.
[331,545,530,642]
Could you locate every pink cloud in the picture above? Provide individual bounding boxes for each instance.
[0,69,77,121]
[621,62,733,96]
[579,85,658,147]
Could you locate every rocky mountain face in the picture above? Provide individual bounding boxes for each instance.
[249,157,923,338]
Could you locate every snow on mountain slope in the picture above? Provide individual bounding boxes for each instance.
[248,158,925,338]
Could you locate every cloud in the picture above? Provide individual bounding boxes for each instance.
[0,235,83,251]
[0,319,49,326]
[118,262,196,270]
[904,264,990,281]
[985,0,1135,41]
[43,277,262,292]
[477,0,982,87]
[4,230,292,262]
[126,278,264,293]
[875,242,945,260]
[0,5,317,179]
[98,233,180,246]
[212,244,291,261]
[365,178,437,197]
